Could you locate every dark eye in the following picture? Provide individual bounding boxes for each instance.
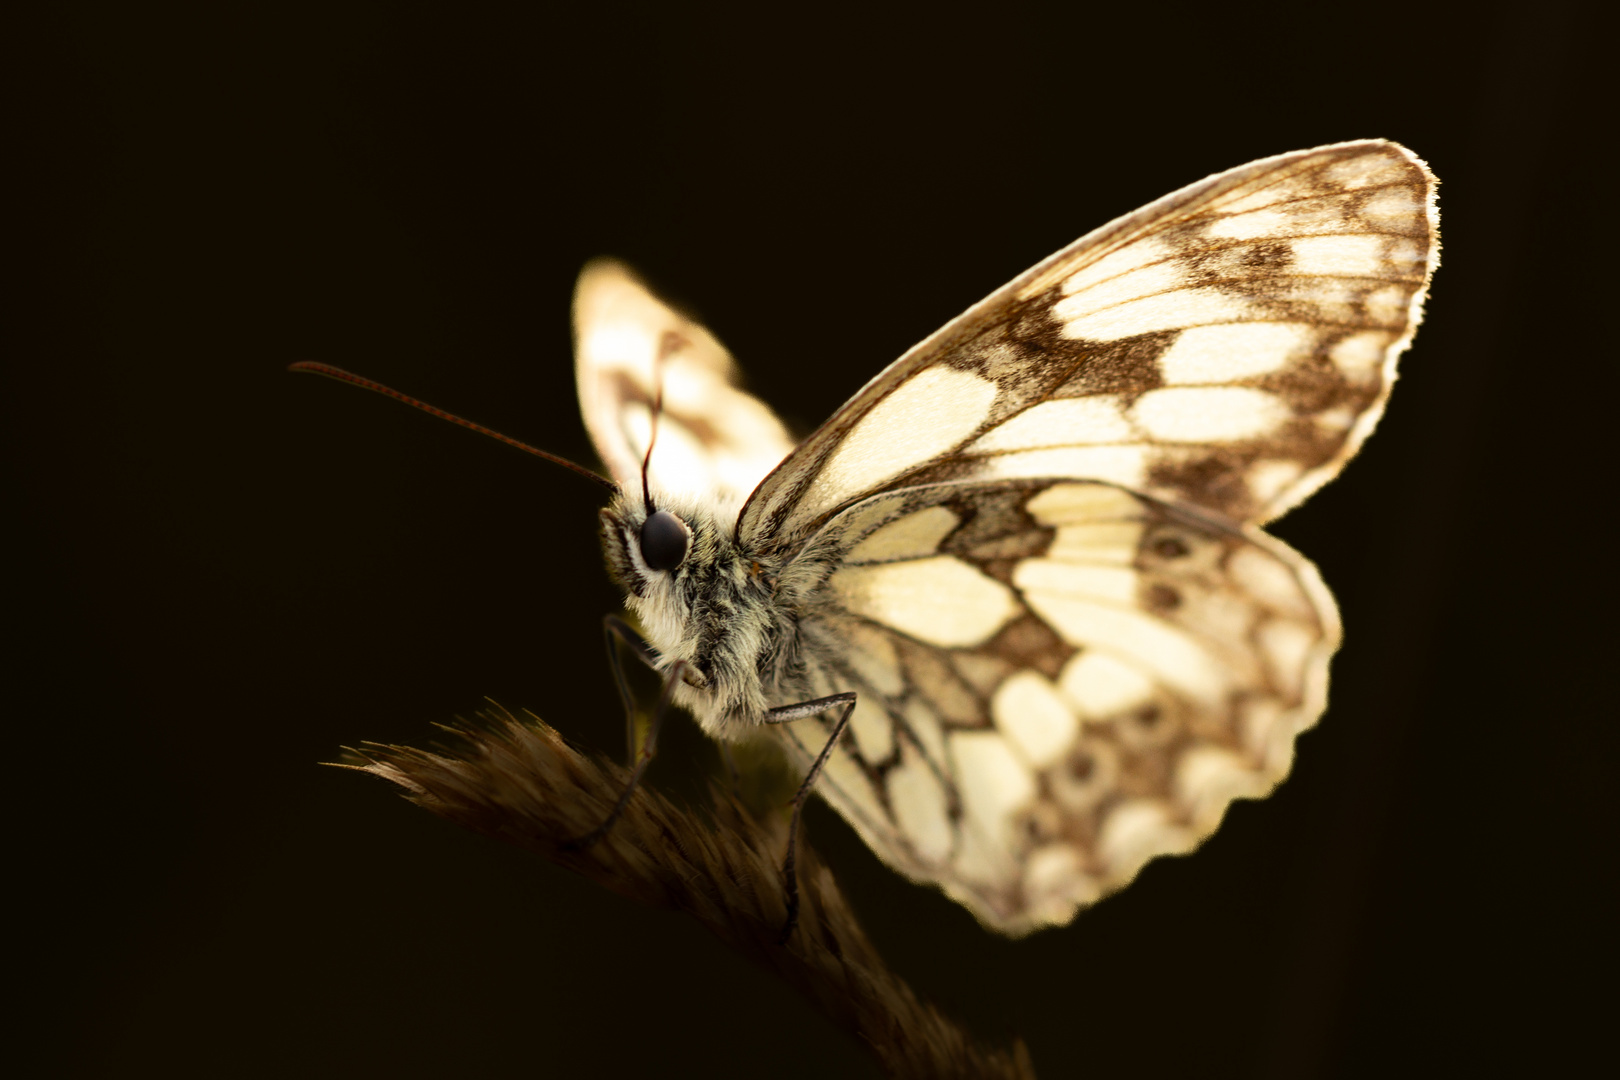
[639,510,689,572]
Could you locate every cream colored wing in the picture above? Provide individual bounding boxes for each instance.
[739,140,1438,553]
[771,478,1338,935]
[573,260,795,508]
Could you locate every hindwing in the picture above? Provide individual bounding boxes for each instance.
[771,479,1338,932]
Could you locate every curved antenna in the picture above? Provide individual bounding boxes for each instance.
[639,331,682,512]
[289,362,618,494]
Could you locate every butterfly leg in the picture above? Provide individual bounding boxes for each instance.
[603,614,659,766]
[764,692,856,943]
[565,654,687,853]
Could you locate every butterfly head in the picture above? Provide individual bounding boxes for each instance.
[601,490,771,699]
[598,490,711,601]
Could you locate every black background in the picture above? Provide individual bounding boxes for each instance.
[12,3,1608,1077]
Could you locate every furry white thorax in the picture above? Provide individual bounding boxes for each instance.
[599,486,835,742]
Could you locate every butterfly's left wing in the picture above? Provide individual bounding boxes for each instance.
[739,140,1438,553]
[574,260,794,508]
[770,478,1337,934]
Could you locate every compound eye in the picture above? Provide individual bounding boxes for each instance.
[639,510,689,572]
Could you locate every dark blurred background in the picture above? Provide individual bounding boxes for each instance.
[11,3,1607,1076]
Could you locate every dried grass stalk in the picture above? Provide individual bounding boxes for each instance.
[343,703,1035,1079]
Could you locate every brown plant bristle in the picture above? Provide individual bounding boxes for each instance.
[340,704,1035,1080]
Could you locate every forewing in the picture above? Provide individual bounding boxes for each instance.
[573,260,795,507]
[739,140,1438,552]
[771,479,1338,934]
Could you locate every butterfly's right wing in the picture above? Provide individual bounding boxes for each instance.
[770,478,1338,935]
[739,141,1439,553]
[574,260,795,509]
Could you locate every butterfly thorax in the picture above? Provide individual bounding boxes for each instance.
[600,490,815,741]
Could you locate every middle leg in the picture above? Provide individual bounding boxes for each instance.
[764,692,857,943]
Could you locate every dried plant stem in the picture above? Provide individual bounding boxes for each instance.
[343,703,1035,1080]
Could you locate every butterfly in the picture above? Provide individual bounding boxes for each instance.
[301,139,1438,937]
[572,140,1438,937]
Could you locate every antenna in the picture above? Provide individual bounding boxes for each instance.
[639,331,682,512]
[289,362,618,493]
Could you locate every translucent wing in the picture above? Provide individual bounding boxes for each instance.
[770,479,1338,934]
[739,140,1439,553]
[573,260,795,509]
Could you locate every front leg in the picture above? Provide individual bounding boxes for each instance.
[569,615,673,852]
[603,614,659,766]
[764,692,857,943]
[566,652,688,853]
